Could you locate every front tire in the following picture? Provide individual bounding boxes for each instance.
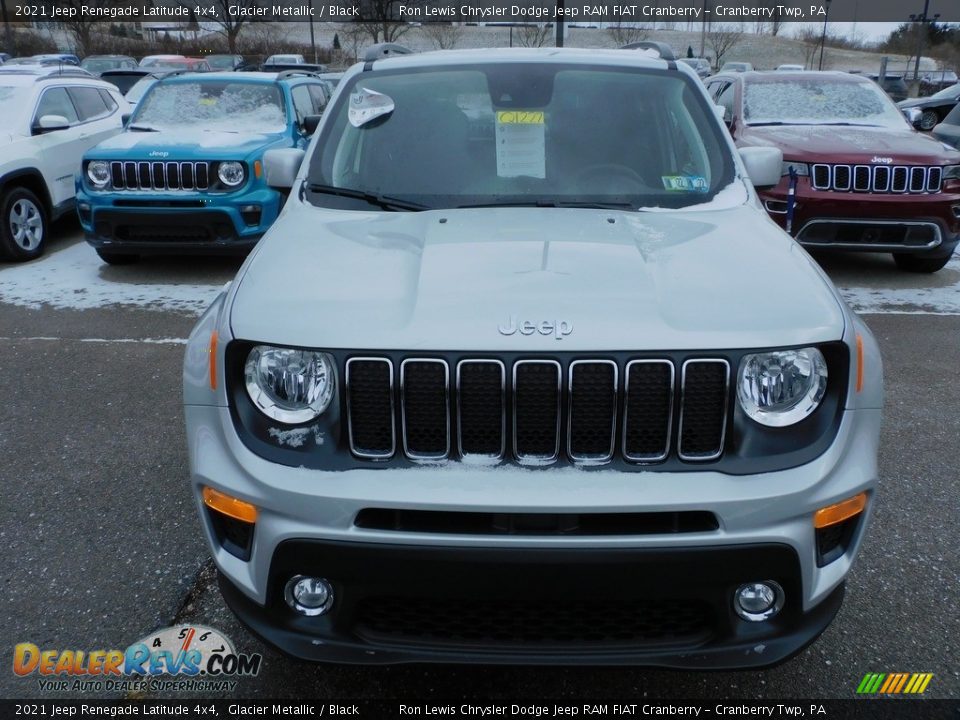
[0,188,47,262]
[919,109,940,131]
[893,252,952,273]
[95,249,139,265]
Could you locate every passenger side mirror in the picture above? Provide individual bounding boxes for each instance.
[34,114,70,134]
[738,146,783,189]
[302,114,322,135]
[264,148,306,190]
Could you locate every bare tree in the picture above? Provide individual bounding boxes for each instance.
[189,0,264,54]
[48,0,120,55]
[706,24,742,68]
[607,21,650,47]
[336,22,368,63]
[513,23,552,48]
[423,22,463,50]
[796,26,822,70]
[354,0,417,44]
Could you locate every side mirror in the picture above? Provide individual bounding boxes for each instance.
[35,114,70,133]
[738,146,783,189]
[901,107,922,129]
[264,147,305,190]
[302,114,322,135]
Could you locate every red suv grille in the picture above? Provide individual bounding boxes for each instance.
[811,163,942,193]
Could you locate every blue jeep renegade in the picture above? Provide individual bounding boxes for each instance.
[77,71,330,263]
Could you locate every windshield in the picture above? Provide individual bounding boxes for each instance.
[930,83,960,100]
[309,64,734,211]
[744,78,906,127]
[126,76,157,103]
[132,80,286,132]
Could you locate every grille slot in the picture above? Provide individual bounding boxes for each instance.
[891,166,908,192]
[513,360,561,463]
[456,360,505,459]
[107,160,210,191]
[853,165,870,191]
[812,164,830,189]
[400,359,450,460]
[927,166,943,192]
[909,166,927,193]
[873,165,890,191]
[567,360,617,462]
[622,360,674,463]
[678,360,729,461]
[346,358,395,459]
[833,164,851,190]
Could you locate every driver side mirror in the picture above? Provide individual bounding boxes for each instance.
[34,114,70,134]
[738,146,783,189]
[302,114,322,135]
[264,148,306,190]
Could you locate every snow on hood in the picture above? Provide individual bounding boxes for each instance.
[87,129,286,159]
[230,204,846,352]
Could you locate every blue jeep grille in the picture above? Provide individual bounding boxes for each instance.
[110,161,209,191]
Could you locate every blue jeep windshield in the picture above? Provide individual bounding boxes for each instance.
[133,80,286,132]
[308,64,734,211]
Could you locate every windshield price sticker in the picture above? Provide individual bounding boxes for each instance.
[496,110,546,179]
[349,88,395,128]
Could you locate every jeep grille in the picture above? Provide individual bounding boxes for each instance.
[345,356,730,465]
[811,163,942,193]
[109,161,210,191]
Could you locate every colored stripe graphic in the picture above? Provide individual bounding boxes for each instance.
[857,673,933,694]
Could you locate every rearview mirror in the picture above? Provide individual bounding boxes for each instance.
[35,114,70,133]
[739,146,783,189]
[264,148,305,190]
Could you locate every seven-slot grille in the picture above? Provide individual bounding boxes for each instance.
[345,357,730,465]
[811,163,942,194]
[109,161,210,191]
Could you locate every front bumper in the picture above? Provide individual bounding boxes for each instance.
[76,186,280,255]
[186,400,880,666]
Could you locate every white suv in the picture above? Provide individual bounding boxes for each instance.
[0,66,128,261]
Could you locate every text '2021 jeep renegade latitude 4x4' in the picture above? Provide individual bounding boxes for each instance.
[184,48,883,667]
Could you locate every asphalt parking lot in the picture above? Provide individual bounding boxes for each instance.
[1,219,958,701]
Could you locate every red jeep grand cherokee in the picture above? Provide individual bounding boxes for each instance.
[707,70,960,272]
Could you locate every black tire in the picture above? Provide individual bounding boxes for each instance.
[919,109,940,131]
[893,252,952,273]
[0,187,47,262]
[95,249,139,265]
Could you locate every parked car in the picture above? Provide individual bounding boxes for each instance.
[32,53,80,66]
[261,61,327,74]
[865,73,908,103]
[139,54,185,67]
[98,69,153,96]
[776,64,805,71]
[265,54,305,65]
[897,83,960,131]
[140,57,211,72]
[932,102,960,149]
[719,61,752,73]
[678,57,711,78]
[183,46,883,668]
[0,66,128,260]
[707,70,960,272]
[919,70,958,96]
[0,53,11,63]
[77,71,330,263]
[80,55,138,75]
[204,54,245,71]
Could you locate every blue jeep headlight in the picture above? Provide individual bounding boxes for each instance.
[87,161,111,188]
[218,161,245,187]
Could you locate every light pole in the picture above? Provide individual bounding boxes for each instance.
[698,0,706,59]
[308,0,317,63]
[1,0,13,53]
[818,0,831,71]
[909,0,939,83]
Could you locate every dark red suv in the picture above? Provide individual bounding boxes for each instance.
[707,71,960,272]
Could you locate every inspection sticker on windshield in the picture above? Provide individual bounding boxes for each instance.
[496,110,545,179]
[662,175,708,192]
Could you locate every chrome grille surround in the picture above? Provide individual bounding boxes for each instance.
[810,163,942,193]
[677,359,731,462]
[621,359,675,464]
[109,160,210,190]
[400,358,451,462]
[345,357,396,460]
[566,359,618,465]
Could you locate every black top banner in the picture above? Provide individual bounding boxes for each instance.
[8,0,960,24]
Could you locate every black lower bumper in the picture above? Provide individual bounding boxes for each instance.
[85,210,260,255]
[219,540,844,668]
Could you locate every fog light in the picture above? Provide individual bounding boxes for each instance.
[284,575,334,616]
[734,581,784,622]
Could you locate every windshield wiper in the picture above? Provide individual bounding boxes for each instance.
[305,183,429,212]
[128,123,158,132]
[457,199,640,210]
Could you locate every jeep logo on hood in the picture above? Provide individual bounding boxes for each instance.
[148,151,170,158]
[870,156,893,164]
[498,316,573,340]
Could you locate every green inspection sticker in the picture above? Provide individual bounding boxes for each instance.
[662,175,709,192]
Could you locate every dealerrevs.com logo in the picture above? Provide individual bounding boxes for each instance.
[13,625,262,693]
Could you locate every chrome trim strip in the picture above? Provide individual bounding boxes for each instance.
[455,359,506,461]
[345,357,395,460]
[795,219,942,251]
[622,359,675,464]
[512,359,561,465]
[567,359,618,464]
[400,358,450,461]
[677,359,730,462]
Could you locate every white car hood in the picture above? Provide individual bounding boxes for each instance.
[230,205,846,351]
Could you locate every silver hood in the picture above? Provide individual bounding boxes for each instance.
[230,205,846,351]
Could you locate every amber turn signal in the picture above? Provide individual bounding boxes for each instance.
[203,486,258,524]
[813,491,867,529]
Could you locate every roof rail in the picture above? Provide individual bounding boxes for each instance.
[34,67,95,80]
[362,43,413,63]
[275,69,322,81]
[620,41,676,61]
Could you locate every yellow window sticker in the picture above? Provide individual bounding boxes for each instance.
[496,109,546,179]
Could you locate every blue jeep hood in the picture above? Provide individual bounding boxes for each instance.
[86,129,288,160]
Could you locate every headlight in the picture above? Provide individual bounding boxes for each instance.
[244,346,335,423]
[781,161,809,177]
[217,161,245,187]
[87,161,111,188]
[737,347,827,427]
